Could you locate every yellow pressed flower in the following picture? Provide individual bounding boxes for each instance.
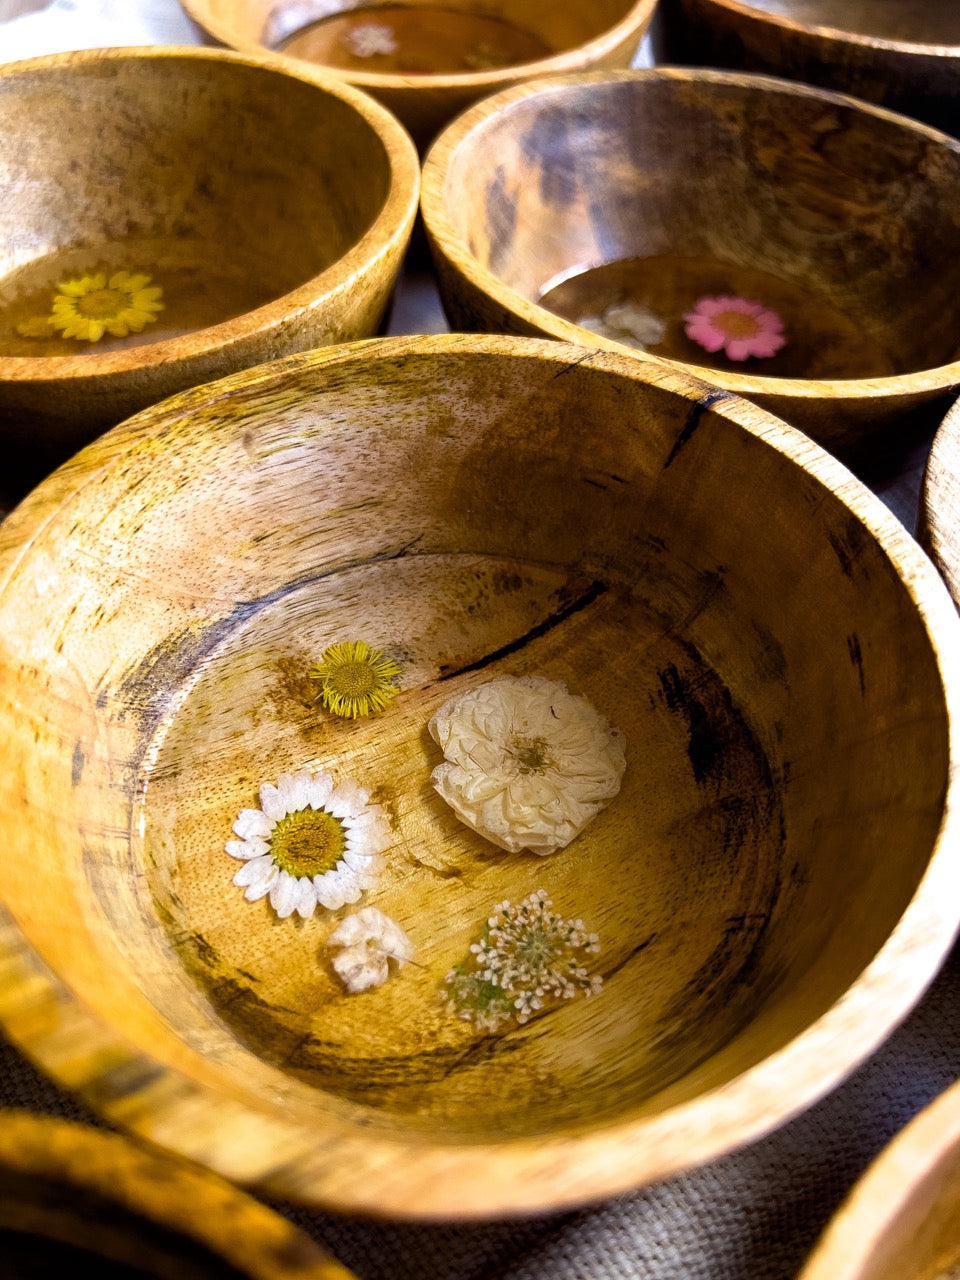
[309,639,401,719]
[49,270,164,342]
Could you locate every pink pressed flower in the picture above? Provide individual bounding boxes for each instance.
[683,295,786,362]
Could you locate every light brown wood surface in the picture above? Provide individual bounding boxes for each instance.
[921,394,960,608]
[798,1075,960,1280]
[0,46,419,500]
[656,0,960,137]
[0,1110,356,1279]
[420,68,960,468]
[0,334,957,1220]
[180,0,658,149]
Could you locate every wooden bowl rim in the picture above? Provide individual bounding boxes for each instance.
[0,1110,355,1279]
[1,333,959,1219]
[179,0,659,92]
[672,0,960,56]
[420,66,960,405]
[919,392,960,602]
[797,1076,960,1280]
[0,45,420,385]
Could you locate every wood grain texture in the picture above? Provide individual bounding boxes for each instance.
[419,67,960,466]
[0,47,419,500]
[180,0,658,149]
[921,394,960,609]
[0,1110,355,1279]
[656,0,960,138]
[798,1076,960,1280]
[0,334,958,1219]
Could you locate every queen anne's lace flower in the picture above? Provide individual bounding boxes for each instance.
[428,675,626,854]
[226,770,391,919]
[327,907,414,993]
[444,890,602,1031]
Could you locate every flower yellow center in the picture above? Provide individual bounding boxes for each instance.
[329,660,379,700]
[270,809,345,878]
[76,288,125,320]
[714,310,760,339]
[511,735,551,774]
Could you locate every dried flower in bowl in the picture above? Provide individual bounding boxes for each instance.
[683,295,786,361]
[328,907,414,993]
[428,674,626,854]
[16,270,165,343]
[444,890,603,1032]
[226,769,391,918]
[308,639,401,719]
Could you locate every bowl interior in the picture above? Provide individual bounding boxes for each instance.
[188,0,648,77]
[0,52,394,360]
[426,73,960,382]
[728,0,960,46]
[0,338,954,1213]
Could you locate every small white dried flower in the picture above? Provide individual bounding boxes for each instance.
[577,301,666,351]
[328,907,414,993]
[344,22,397,58]
[429,675,626,854]
[444,890,603,1031]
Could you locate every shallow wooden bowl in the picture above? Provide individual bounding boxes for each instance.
[798,1077,960,1280]
[0,46,419,500]
[921,394,960,608]
[0,334,958,1220]
[0,1111,354,1279]
[657,0,960,137]
[420,68,960,467]
[180,0,658,150]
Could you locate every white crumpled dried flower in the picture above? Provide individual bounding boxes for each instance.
[328,907,414,993]
[428,675,626,855]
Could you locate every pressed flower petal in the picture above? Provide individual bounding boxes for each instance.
[313,870,347,910]
[259,782,286,822]
[294,877,318,919]
[225,836,269,860]
[270,871,300,918]
[233,853,274,887]
[244,863,279,901]
[234,808,273,839]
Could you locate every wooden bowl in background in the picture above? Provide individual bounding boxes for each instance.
[0,46,419,501]
[180,0,658,150]
[655,0,960,138]
[0,1111,354,1280]
[920,393,960,607]
[420,68,960,469]
[798,1076,960,1280]
[0,334,957,1219]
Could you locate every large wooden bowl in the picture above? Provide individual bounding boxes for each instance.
[656,0,960,138]
[798,1077,960,1280]
[0,1111,354,1279]
[0,46,419,500]
[420,68,960,467]
[0,334,958,1220]
[921,393,960,608]
[180,0,658,150]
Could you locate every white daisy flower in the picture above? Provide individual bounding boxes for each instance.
[226,770,391,919]
[429,675,626,855]
[344,22,398,58]
[327,907,414,993]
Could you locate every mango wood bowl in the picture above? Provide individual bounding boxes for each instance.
[0,46,419,501]
[0,1111,355,1280]
[420,68,960,469]
[657,0,960,138]
[921,394,960,608]
[798,1077,960,1280]
[179,0,658,150]
[0,334,958,1220]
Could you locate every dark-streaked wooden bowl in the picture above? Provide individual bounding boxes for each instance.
[180,0,658,150]
[0,1111,355,1280]
[656,0,960,138]
[0,334,958,1220]
[0,46,419,501]
[420,68,960,468]
[798,1077,960,1280]
[921,394,960,608]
